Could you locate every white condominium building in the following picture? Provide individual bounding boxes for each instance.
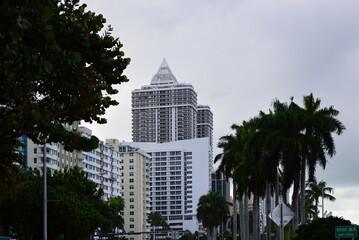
[106,139,151,240]
[121,137,211,234]
[26,126,124,200]
[78,127,124,199]
[26,122,82,174]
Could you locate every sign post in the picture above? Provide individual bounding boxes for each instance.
[335,226,358,240]
[269,203,293,240]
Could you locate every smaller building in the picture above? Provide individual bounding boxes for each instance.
[26,125,124,200]
[78,127,124,199]
[211,171,231,235]
[106,139,151,240]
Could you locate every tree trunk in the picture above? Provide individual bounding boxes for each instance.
[240,197,245,240]
[314,199,319,219]
[291,177,299,234]
[233,182,237,240]
[300,161,306,224]
[207,228,212,240]
[266,183,271,240]
[275,172,280,240]
[213,227,218,240]
[153,226,156,240]
[244,195,249,240]
[252,193,260,240]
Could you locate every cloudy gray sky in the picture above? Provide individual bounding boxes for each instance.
[82,0,359,224]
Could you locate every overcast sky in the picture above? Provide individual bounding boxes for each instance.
[81,0,359,224]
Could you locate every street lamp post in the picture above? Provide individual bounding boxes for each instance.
[317,185,325,218]
[320,188,324,218]
[43,144,47,240]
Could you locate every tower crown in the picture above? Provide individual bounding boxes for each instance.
[150,58,178,85]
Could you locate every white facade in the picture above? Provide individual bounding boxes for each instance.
[27,141,80,174]
[26,126,124,200]
[79,127,124,199]
[122,137,211,234]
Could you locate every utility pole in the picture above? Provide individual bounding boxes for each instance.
[43,144,47,240]
[321,188,324,218]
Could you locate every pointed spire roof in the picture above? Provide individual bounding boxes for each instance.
[151,58,178,85]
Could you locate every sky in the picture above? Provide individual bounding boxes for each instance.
[81,0,359,225]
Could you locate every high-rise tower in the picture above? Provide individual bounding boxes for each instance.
[132,59,199,143]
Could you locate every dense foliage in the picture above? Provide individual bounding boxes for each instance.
[196,191,230,240]
[215,94,345,238]
[0,0,129,200]
[0,167,124,240]
[293,216,356,240]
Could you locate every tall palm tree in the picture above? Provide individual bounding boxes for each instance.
[306,180,336,219]
[248,99,305,232]
[299,93,345,224]
[215,124,244,240]
[196,191,230,240]
[147,212,167,240]
[216,94,344,237]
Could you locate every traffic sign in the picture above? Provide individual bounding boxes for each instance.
[269,203,294,227]
[335,226,358,238]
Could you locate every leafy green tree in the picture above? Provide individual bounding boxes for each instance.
[293,216,356,240]
[196,191,230,240]
[98,196,125,234]
[179,231,197,240]
[0,168,43,239]
[0,0,129,200]
[0,167,123,240]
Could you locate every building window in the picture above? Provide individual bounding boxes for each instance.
[129,178,134,183]
[130,211,134,215]
[130,225,134,229]
[129,165,134,170]
[129,172,134,176]
[130,218,135,222]
[129,185,134,189]
[130,198,134,202]
[129,159,134,163]
[130,205,134,209]
[34,148,37,154]
[34,158,37,163]
[130,191,134,196]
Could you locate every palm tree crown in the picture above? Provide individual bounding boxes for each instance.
[196,191,230,240]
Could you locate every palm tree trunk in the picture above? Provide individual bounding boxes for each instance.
[300,161,306,224]
[266,183,271,240]
[207,228,212,240]
[153,226,156,240]
[240,197,245,240]
[233,182,237,240]
[253,193,260,240]
[214,227,218,240]
[244,195,249,240]
[291,177,299,234]
[275,172,280,240]
[314,198,319,219]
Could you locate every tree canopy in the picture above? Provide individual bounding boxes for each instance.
[215,94,345,237]
[293,216,356,240]
[0,0,129,199]
[196,191,230,240]
[0,167,125,240]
